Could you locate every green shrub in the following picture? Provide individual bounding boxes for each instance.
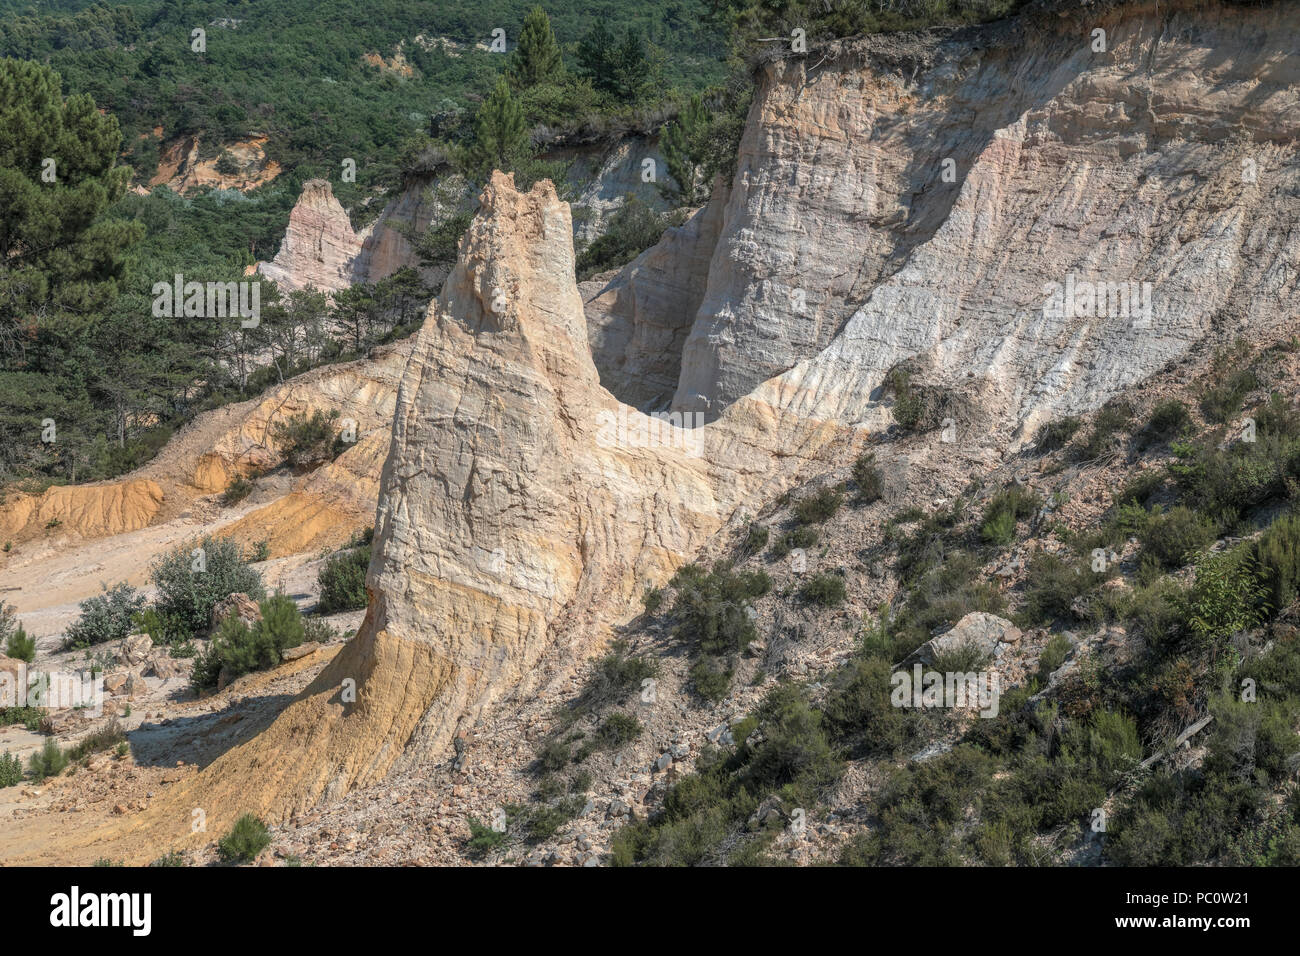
[575,640,658,713]
[1201,369,1258,424]
[272,409,340,467]
[887,369,925,430]
[149,851,187,867]
[852,452,884,502]
[1169,436,1295,529]
[190,593,306,691]
[62,582,145,650]
[1253,513,1300,616]
[1035,416,1082,453]
[1140,400,1191,447]
[218,813,271,862]
[671,565,767,654]
[689,657,733,701]
[1254,393,1300,439]
[4,625,35,663]
[317,545,369,613]
[800,572,846,607]
[769,525,818,559]
[1140,506,1216,569]
[1076,403,1133,460]
[575,197,686,280]
[67,720,126,763]
[27,739,68,782]
[738,522,769,558]
[980,486,1039,545]
[596,712,642,749]
[793,487,843,525]
[1037,633,1072,683]
[150,535,265,638]
[640,587,663,614]
[1186,549,1266,659]
[1020,553,1101,624]
[249,540,271,562]
[932,640,992,674]
[221,475,254,506]
[466,816,508,854]
[0,751,22,788]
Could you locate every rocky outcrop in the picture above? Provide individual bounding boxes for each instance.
[673,0,1300,433]
[580,183,728,410]
[258,180,363,293]
[149,135,282,193]
[558,135,675,247]
[21,0,1299,861]
[350,175,474,287]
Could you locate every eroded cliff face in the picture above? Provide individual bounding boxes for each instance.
[257,179,364,294]
[48,0,1300,855]
[670,0,1300,434]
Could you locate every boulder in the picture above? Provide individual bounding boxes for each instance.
[211,592,262,632]
[146,655,188,680]
[118,633,154,667]
[898,612,1021,670]
[280,641,322,663]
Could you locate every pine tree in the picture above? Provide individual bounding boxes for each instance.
[661,93,712,204]
[467,77,531,179]
[508,7,564,89]
[0,58,141,347]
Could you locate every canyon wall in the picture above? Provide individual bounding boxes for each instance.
[85,0,1300,846]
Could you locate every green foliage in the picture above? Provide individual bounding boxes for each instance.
[221,476,254,507]
[150,535,265,639]
[466,76,530,180]
[1252,513,1300,616]
[272,409,340,468]
[575,197,685,280]
[705,0,1030,53]
[1019,552,1102,625]
[689,657,733,701]
[1201,369,1258,424]
[317,545,370,614]
[1035,416,1082,453]
[596,712,643,749]
[63,582,145,650]
[851,452,884,503]
[670,563,768,654]
[738,522,769,558]
[1037,633,1072,683]
[4,624,35,663]
[659,86,749,205]
[67,720,126,763]
[1186,550,1266,658]
[769,525,817,559]
[27,738,68,782]
[575,23,662,105]
[1075,402,1132,460]
[508,7,564,89]
[149,851,187,867]
[466,816,507,855]
[218,814,271,863]
[980,486,1039,545]
[1167,434,1299,531]
[191,593,306,691]
[1140,399,1191,447]
[793,487,843,525]
[800,572,846,607]
[0,751,22,788]
[886,368,925,430]
[1139,505,1216,569]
